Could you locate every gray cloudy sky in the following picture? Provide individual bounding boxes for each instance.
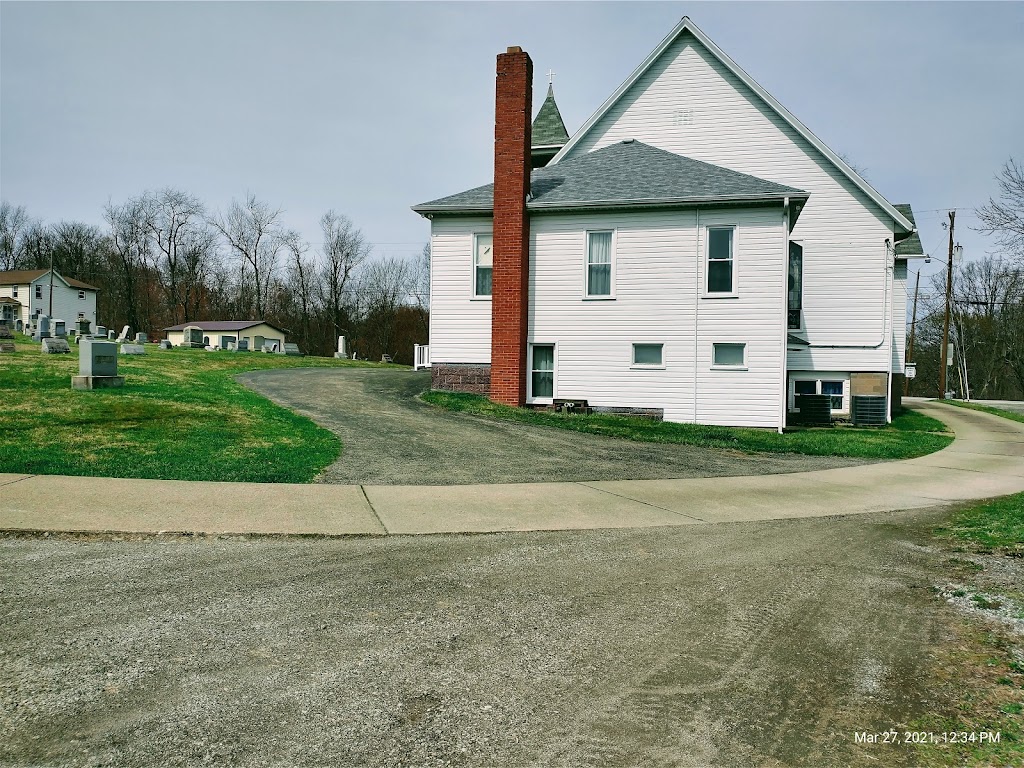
[2,1,1022,283]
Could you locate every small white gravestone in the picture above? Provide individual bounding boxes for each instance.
[134,332,148,344]
[116,325,131,343]
[334,335,347,359]
[262,341,279,353]
[159,339,172,350]
[107,330,117,340]
[225,340,236,351]
[41,337,71,354]
[205,345,218,352]
[120,343,145,355]
[72,338,124,390]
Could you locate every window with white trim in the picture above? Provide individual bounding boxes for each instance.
[530,344,555,401]
[791,378,848,412]
[586,231,613,297]
[632,343,663,367]
[473,233,492,297]
[712,343,745,367]
[78,290,86,300]
[706,226,735,293]
[35,285,42,300]
[11,285,17,298]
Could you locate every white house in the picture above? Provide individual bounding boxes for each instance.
[162,320,287,350]
[413,17,923,430]
[0,269,99,332]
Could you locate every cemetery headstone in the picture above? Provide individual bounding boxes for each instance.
[334,335,347,359]
[205,345,218,352]
[159,339,172,350]
[15,319,23,333]
[120,344,146,355]
[182,326,205,348]
[53,319,67,338]
[0,340,14,353]
[236,338,249,352]
[34,315,51,341]
[262,341,279,353]
[283,342,303,356]
[225,340,236,351]
[77,319,92,336]
[134,332,148,344]
[95,325,107,337]
[41,337,71,354]
[0,325,13,340]
[116,325,131,343]
[108,330,117,340]
[72,338,124,390]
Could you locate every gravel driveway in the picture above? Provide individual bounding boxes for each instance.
[1,510,952,768]
[238,368,866,485]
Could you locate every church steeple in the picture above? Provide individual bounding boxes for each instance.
[531,78,570,168]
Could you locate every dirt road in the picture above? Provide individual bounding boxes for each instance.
[238,367,865,485]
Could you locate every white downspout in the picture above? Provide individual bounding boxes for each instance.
[779,198,790,434]
[884,238,894,423]
[693,208,700,424]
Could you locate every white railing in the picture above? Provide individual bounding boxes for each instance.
[413,344,430,370]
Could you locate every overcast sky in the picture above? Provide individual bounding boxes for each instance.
[2,1,1022,287]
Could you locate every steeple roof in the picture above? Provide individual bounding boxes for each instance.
[531,84,570,148]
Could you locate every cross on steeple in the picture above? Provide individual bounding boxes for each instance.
[546,69,556,85]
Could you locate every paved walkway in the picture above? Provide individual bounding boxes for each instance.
[1,400,1022,537]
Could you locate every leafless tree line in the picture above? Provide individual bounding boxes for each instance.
[909,158,1024,399]
[0,191,430,362]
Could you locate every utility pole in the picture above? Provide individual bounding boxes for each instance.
[47,248,55,318]
[904,268,921,396]
[939,210,955,399]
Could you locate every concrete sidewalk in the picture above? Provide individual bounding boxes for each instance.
[2,399,1022,537]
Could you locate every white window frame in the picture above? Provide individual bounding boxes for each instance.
[78,290,86,300]
[527,342,556,405]
[583,229,615,300]
[471,232,493,300]
[11,285,17,298]
[35,285,42,300]
[788,375,850,413]
[704,225,738,297]
[631,342,665,370]
[711,342,747,369]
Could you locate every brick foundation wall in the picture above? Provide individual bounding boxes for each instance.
[490,46,532,407]
[431,364,491,396]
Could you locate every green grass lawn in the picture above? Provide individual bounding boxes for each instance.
[936,491,1024,555]
[421,391,953,460]
[940,399,1024,426]
[0,334,401,482]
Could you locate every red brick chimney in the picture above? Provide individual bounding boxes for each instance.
[490,46,533,407]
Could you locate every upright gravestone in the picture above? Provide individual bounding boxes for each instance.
[0,339,14,354]
[95,325,107,338]
[34,315,51,342]
[107,330,117,340]
[116,325,131,343]
[0,325,13,340]
[236,338,249,352]
[334,335,347,359]
[225,340,236,351]
[135,332,148,344]
[72,338,124,390]
[159,339,172,350]
[15,319,23,333]
[77,318,92,336]
[41,337,71,354]
[120,343,146,355]
[182,326,204,348]
[262,341,279,353]
[283,342,303,356]
[53,319,67,338]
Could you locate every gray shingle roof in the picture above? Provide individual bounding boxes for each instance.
[893,204,924,256]
[413,140,807,215]
[532,85,570,148]
[162,320,288,333]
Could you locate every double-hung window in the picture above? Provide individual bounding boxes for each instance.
[12,285,18,298]
[586,231,613,297]
[78,290,86,300]
[706,227,735,294]
[35,285,42,300]
[473,233,493,298]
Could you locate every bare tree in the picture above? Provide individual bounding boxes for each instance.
[144,188,209,324]
[318,210,368,345]
[0,202,29,271]
[211,194,284,319]
[976,157,1024,260]
[411,241,430,338]
[104,197,151,332]
[360,256,415,359]
[282,229,316,350]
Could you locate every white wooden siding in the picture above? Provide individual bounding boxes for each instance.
[4,277,98,329]
[429,216,493,364]
[559,31,899,373]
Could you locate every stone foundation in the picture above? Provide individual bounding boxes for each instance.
[431,364,491,396]
[850,372,888,397]
[591,406,664,421]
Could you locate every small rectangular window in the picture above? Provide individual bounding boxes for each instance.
[821,380,844,411]
[474,233,492,297]
[632,343,663,367]
[713,343,745,367]
[35,285,42,300]
[586,231,613,297]
[707,227,734,293]
[78,290,86,300]
[11,286,17,298]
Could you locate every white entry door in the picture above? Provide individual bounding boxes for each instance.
[529,344,555,404]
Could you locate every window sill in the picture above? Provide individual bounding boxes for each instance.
[711,365,748,371]
[470,296,492,301]
[701,293,739,300]
[582,296,615,301]
[630,365,666,371]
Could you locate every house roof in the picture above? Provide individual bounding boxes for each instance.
[532,84,570,148]
[0,269,99,291]
[162,320,289,334]
[893,204,925,256]
[414,139,807,216]
[0,297,23,306]
[549,17,915,235]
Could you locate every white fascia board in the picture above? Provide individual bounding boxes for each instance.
[31,270,73,289]
[549,17,915,234]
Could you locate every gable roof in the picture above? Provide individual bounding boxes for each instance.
[893,204,925,256]
[414,139,807,216]
[162,320,288,334]
[549,17,915,234]
[532,84,570,148]
[0,269,99,291]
